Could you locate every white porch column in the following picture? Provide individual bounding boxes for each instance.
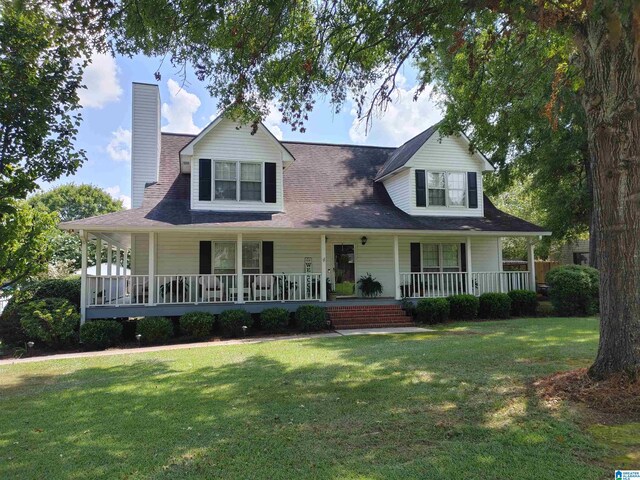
[465,236,473,294]
[236,234,244,304]
[148,232,156,305]
[527,238,536,292]
[393,235,401,300]
[115,248,121,276]
[107,242,113,275]
[320,234,327,302]
[497,237,504,271]
[80,231,88,325]
[95,238,102,276]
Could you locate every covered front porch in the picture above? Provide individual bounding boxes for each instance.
[77,229,538,322]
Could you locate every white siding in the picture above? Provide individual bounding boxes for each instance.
[406,133,485,217]
[132,231,502,298]
[131,233,149,275]
[382,169,412,214]
[190,118,285,212]
[131,83,160,209]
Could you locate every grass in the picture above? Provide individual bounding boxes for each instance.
[0,317,616,479]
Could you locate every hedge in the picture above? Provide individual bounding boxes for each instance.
[508,290,538,316]
[32,277,81,309]
[136,317,173,344]
[546,265,599,316]
[416,298,449,324]
[180,312,215,338]
[219,309,253,337]
[295,305,327,332]
[448,294,479,320]
[19,298,79,348]
[478,293,511,319]
[80,320,123,350]
[260,308,290,332]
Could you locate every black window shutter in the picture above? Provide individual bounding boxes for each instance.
[410,243,421,272]
[415,170,426,207]
[199,159,212,201]
[199,241,212,274]
[467,172,478,208]
[265,162,277,203]
[262,241,274,274]
[460,243,467,272]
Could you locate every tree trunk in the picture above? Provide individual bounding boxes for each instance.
[577,12,640,379]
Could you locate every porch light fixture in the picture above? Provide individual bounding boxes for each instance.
[361,236,368,246]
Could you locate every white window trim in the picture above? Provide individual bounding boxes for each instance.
[210,160,264,203]
[420,243,462,273]
[424,171,468,208]
[212,240,262,274]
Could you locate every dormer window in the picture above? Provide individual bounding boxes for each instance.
[417,170,468,208]
[204,160,264,202]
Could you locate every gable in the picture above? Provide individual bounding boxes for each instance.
[408,131,492,172]
[179,115,294,173]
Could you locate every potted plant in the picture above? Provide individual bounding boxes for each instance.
[357,273,383,297]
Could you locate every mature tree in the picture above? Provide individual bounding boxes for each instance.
[0,0,107,215]
[110,1,639,378]
[0,201,57,291]
[29,184,123,269]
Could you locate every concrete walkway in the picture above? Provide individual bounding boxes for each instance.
[0,327,431,366]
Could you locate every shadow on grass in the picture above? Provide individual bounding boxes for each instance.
[0,318,604,479]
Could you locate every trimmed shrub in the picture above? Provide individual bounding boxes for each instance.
[32,277,81,309]
[80,320,123,350]
[508,290,538,316]
[0,293,33,346]
[219,309,253,337]
[260,308,290,332]
[546,265,599,316]
[136,316,173,344]
[295,305,327,332]
[478,293,511,319]
[180,312,215,338]
[400,297,416,319]
[447,294,479,320]
[20,298,79,348]
[416,298,449,324]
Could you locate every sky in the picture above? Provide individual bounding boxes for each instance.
[44,53,443,209]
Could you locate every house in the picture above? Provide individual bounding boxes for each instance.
[556,238,590,266]
[61,83,550,324]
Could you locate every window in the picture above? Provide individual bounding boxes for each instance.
[213,242,236,274]
[427,172,446,206]
[240,163,262,201]
[421,243,460,272]
[212,241,261,274]
[447,172,466,207]
[423,171,468,207]
[242,242,261,274]
[573,252,590,266]
[214,162,237,200]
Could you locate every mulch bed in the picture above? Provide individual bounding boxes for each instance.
[535,368,640,415]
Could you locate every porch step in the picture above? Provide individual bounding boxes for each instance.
[327,304,414,329]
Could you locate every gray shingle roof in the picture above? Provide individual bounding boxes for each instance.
[61,133,547,234]
[374,124,440,180]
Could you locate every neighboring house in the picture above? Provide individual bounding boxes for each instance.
[61,83,550,323]
[557,238,590,266]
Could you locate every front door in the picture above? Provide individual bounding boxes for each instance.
[333,244,356,296]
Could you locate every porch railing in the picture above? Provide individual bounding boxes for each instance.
[87,275,149,306]
[88,273,321,306]
[400,271,530,299]
[471,271,529,295]
[400,272,467,298]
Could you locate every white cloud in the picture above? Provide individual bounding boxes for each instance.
[161,79,202,134]
[79,53,123,109]
[264,104,284,140]
[106,127,131,162]
[105,185,131,209]
[348,75,443,146]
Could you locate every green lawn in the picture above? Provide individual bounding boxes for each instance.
[0,318,613,479]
